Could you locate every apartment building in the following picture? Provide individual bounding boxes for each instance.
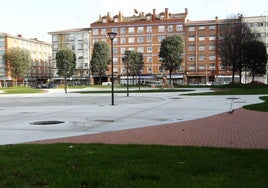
[90,8,189,84]
[243,16,268,84]
[48,28,91,85]
[184,17,236,84]
[0,33,52,87]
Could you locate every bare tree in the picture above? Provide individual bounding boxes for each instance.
[218,14,258,83]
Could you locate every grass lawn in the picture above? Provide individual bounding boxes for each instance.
[0,144,267,188]
[0,86,43,94]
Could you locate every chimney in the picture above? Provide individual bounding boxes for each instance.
[17,34,22,38]
[107,12,111,22]
[215,16,219,22]
[119,11,123,22]
[165,8,169,19]
[153,9,156,20]
[185,8,188,14]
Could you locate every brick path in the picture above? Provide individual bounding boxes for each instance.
[34,108,268,149]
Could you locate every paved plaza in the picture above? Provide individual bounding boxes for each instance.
[0,88,267,148]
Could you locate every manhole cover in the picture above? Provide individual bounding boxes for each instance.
[30,121,65,125]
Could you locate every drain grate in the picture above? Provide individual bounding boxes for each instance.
[226,97,240,100]
[170,97,182,99]
[94,119,114,122]
[30,121,65,125]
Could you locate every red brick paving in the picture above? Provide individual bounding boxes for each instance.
[34,108,268,149]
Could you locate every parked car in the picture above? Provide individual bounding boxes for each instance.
[149,81,163,87]
[102,82,112,85]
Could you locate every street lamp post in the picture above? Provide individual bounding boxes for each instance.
[64,60,67,94]
[108,32,117,105]
[125,50,130,97]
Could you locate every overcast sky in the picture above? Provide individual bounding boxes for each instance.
[1,0,267,42]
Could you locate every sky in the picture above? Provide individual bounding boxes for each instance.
[1,0,267,42]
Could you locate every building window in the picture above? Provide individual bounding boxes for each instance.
[199,35,205,41]
[52,35,58,42]
[176,25,183,31]
[159,66,165,72]
[128,27,135,33]
[198,55,205,61]
[209,35,216,40]
[210,64,216,70]
[158,25,165,32]
[199,26,205,30]
[147,36,152,43]
[167,25,173,32]
[147,67,152,73]
[189,26,195,31]
[77,34,83,41]
[113,58,118,65]
[199,65,205,70]
[220,64,227,70]
[138,37,144,43]
[199,45,205,51]
[209,25,216,30]
[147,57,152,63]
[146,16,152,21]
[113,47,118,55]
[188,36,195,41]
[138,47,144,53]
[138,27,144,33]
[121,38,126,44]
[128,37,134,43]
[189,56,195,61]
[188,45,195,51]
[121,28,126,34]
[209,54,216,60]
[147,26,152,33]
[120,48,126,55]
[209,45,215,50]
[101,29,106,35]
[188,65,195,70]
[112,28,117,33]
[158,35,165,42]
[147,47,152,52]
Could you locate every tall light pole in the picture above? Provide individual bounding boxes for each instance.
[125,50,130,97]
[64,60,68,94]
[108,32,117,105]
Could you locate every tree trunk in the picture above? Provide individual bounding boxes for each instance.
[252,64,255,83]
[239,63,242,83]
[232,67,235,84]
[169,69,172,85]
[99,72,102,85]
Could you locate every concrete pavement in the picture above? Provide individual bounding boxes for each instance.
[0,87,264,145]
